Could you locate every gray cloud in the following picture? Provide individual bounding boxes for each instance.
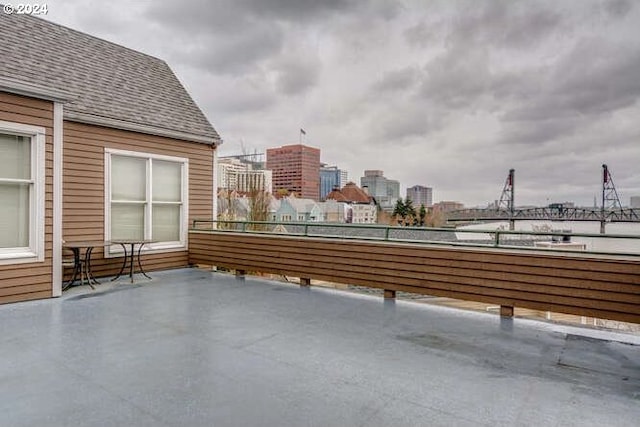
[404,21,443,48]
[604,0,633,18]
[146,0,248,33]
[242,0,354,22]
[498,117,581,147]
[498,39,640,148]
[373,67,419,92]
[446,1,564,50]
[273,57,321,95]
[185,71,278,115]
[173,26,284,75]
[418,47,492,109]
[143,0,399,79]
[373,107,433,141]
[146,0,357,33]
[550,40,640,115]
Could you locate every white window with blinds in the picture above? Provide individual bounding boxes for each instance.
[105,149,188,253]
[0,120,45,264]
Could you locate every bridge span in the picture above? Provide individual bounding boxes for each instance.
[446,207,640,223]
[448,165,638,232]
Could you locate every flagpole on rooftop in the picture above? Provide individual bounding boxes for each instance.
[300,128,306,144]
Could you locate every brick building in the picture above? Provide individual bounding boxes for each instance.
[266,144,320,200]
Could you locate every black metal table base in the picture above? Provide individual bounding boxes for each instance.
[63,246,99,291]
[111,242,152,283]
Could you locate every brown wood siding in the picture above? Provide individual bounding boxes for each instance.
[63,122,213,278]
[0,92,54,304]
[189,231,640,324]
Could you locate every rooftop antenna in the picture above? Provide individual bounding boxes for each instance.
[498,169,515,230]
[600,164,622,233]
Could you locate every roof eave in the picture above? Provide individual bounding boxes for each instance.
[0,76,72,103]
[65,111,222,146]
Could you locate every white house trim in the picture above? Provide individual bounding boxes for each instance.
[104,148,189,257]
[66,112,221,146]
[52,102,63,297]
[212,147,218,226]
[0,120,46,265]
[0,76,70,103]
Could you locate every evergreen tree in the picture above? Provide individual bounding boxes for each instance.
[404,198,416,220]
[419,204,426,226]
[392,198,406,222]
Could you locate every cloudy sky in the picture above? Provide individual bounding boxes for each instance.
[41,0,639,207]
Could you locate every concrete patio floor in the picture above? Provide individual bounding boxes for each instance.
[1,268,639,427]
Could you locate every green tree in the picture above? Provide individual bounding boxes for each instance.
[392,198,404,215]
[404,198,416,225]
[392,198,419,226]
[418,204,426,226]
[392,198,406,224]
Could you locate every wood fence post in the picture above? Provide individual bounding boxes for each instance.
[500,305,514,317]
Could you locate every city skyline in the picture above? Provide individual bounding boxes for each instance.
[39,0,640,206]
[219,147,636,208]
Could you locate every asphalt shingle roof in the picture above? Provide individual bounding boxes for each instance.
[0,13,219,143]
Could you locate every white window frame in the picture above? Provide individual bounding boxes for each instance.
[104,148,189,256]
[0,120,45,264]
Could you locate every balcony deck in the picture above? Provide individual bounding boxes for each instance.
[1,268,639,426]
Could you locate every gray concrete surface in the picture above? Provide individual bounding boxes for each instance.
[1,268,639,427]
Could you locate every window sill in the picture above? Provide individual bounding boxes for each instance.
[0,250,43,265]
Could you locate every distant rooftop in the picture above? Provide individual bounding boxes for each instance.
[326,182,372,203]
[0,13,219,144]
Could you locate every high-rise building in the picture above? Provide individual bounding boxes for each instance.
[360,170,400,211]
[406,185,433,207]
[319,165,348,200]
[236,169,273,194]
[339,169,348,188]
[217,158,246,190]
[320,166,340,201]
[218,157,272,193]
[266,144,321,200]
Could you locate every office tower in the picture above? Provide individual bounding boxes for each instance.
[360,170,400,211]
[339,169,348,188]
[406,185,433,207]
[320,165,343,200]
[266,144,321,200]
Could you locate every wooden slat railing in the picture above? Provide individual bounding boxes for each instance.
[188,230,640,324]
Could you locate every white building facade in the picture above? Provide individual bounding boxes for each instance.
[218,158,273,193]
